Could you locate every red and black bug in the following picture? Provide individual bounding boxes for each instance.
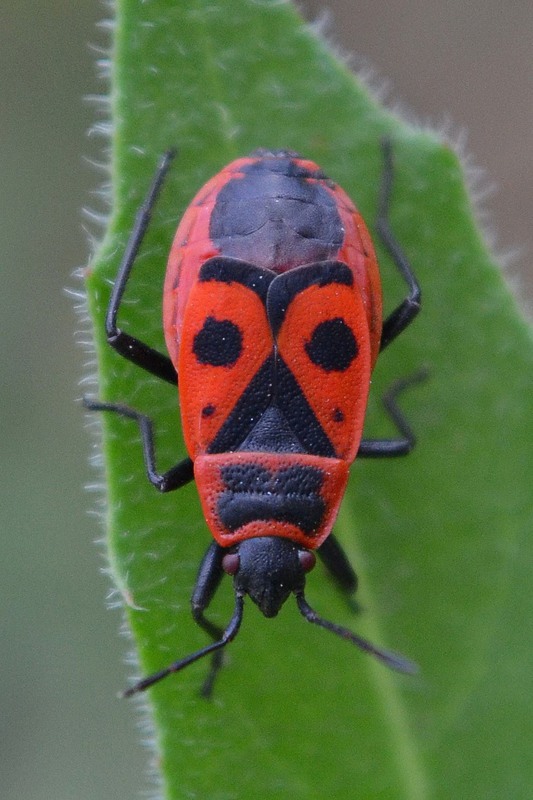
[85,141,422,697]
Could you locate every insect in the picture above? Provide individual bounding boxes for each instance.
[85,140,422,697]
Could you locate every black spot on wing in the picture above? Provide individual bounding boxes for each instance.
[193,317,243,367]
[305,318,358,372]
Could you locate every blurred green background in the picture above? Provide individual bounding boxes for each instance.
[1,2,531,798]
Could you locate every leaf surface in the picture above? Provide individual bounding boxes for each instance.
[85,2,533,797]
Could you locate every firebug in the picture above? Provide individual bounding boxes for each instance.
[85,140,422,697]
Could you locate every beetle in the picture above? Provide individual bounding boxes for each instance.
[85,140,422,697]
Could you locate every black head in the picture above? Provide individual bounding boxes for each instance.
[121,537,417,698]
[222,536,316,618]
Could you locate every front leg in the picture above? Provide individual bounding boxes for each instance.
[318,534,358,595]
[377,139,421,352]
[105,150,178,385]
[191,542,228,697]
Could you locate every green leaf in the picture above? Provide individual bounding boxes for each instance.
[85,1,533,798]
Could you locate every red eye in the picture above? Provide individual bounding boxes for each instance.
[299,550,316,573]
[222,553,240,575]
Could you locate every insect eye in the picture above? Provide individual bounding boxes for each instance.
[193,316,243,367]
[298,550,316,573]
[222,553,240,575]
[304,317,358,372]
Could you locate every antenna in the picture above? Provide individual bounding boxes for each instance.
[122,594,244,697]
[295,592,418,674]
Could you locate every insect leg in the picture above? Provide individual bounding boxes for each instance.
[357,369,427,457]
[378,139,421,351]
[105,150,178,384]
[83,398,193,491]
[123,594,243,697]
[317,534,358,595]
[190,542,230,698]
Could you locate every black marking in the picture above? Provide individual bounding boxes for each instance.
[198,262,352,456]
[193,317,243,367]
[207,353,335,457]
[275,357,336,457]
[210,157,344,270]
[202,404,216,417]
[332,408,344,423]
[305,318,358,372]
[199,257,275,304]
[247,151,329,181]
[267,261,354,336]
[218,463,326,534]
[239,405,306,454]
[250,148,301,158]
[207,356,275,453]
